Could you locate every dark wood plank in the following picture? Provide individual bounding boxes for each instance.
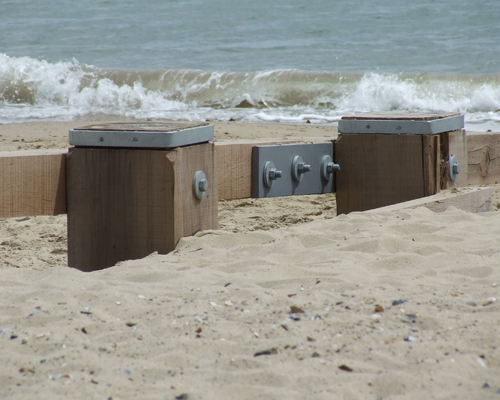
[67,143,217,271]
[422,134,440,196]
[335,134,425,214]
[67,148,176,271]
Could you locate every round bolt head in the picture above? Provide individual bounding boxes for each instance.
[292,155,310,182]
[193,170,208,200]
[449,156,460,182]
[264,161,281,188]
[321,155,340,181]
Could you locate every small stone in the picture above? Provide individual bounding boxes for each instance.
[290,306,305,314]
[483,297,497,306]
[254,347,278,357]
[465,299,478,307]
[404,335,417,342]
[338,364,353,372]
[312,351,320,357]
[374,305,385,313]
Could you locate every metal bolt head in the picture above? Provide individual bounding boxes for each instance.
[321,155,340,182]
[298,163,311,173]
[199,178,208,192]
[326,162,340,173]
[269,168,282,180]
[449,156,460,182]
[292,156,310,182]
[193,170,208,200]
[264,161,282,188]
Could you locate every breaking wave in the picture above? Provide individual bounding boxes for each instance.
[1,54,499,130]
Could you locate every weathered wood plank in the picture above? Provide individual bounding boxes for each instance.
[0,150,67,218]
[447,129,468,188]
[173,143,218,243]
[368,187,491,214]
[422,134,439,196]
[67,143,217,271]
[467,133,500,185]
[335,134,425,214]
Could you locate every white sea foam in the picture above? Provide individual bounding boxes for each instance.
[0,55,499,131]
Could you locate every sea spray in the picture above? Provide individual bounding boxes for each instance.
[1,55,499,130]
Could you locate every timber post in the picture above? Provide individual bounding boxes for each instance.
[66,122,217,272]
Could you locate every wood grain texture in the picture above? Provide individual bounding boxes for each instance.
[368,187,491,214]
[335,134,425,214]
[447,129,468,188]
[0,150,66,218]
[467,133,500,185]
[173,143,218,243]
[67,143,216,271]
[422,134,440,196]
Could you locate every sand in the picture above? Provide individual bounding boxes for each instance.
[1,121,500,399]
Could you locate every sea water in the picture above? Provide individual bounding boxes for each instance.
[1,0,499,131]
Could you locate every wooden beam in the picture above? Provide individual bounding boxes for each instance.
[0,130,496,218]
[467,132,500,185]
[0,149,67,218]
[367,187,491,214]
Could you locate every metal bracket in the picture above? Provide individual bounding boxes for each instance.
[193,170,208,200]
[449,156,460,181]
[252,143,336,198]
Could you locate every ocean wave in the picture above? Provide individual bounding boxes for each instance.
[0,54,499,129]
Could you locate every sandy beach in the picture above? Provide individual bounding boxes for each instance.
[1,121,500,399]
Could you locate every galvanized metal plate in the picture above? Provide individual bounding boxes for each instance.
[338,113,464,135]
[251,143,335,198]
[69,121,214,148]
